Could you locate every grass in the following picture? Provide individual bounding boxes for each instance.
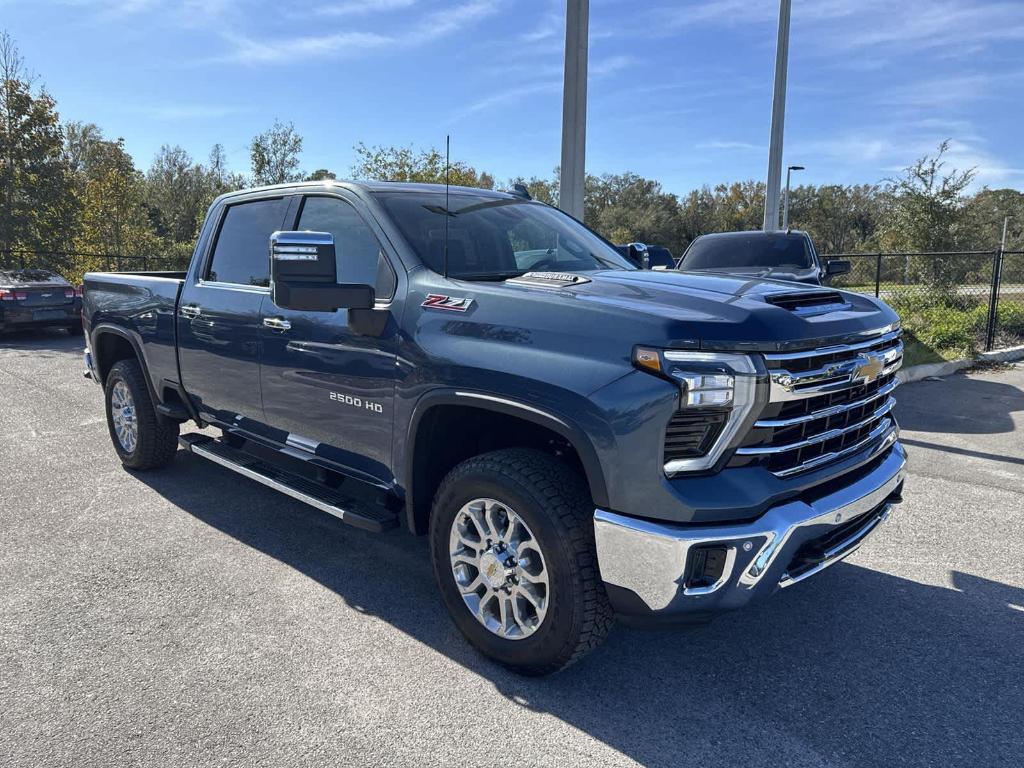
[885,289,1024,365]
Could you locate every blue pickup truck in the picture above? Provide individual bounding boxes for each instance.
[83,181,907,675]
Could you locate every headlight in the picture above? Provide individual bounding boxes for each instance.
[633,347,762,474]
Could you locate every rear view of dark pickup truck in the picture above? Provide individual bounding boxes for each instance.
[83,180,906,675]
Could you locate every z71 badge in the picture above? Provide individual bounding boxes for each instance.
[422,294,473,312]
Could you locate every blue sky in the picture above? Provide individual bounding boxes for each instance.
[3,0,1023,194]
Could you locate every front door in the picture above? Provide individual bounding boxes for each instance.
[259,193,400,484]
[177,196,289,425]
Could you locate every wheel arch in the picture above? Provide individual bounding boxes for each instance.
[403,390,610,535]
[90,324,160,405]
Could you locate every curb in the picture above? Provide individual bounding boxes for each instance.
[897,344,1024,385]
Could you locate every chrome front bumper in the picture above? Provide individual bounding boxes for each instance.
[594,442,906,615]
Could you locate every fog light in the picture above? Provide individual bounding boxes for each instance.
[685,546,729,590]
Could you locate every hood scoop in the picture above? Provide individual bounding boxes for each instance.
[764,290,849,315]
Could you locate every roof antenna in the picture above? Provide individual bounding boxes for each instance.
[443,134,450,279]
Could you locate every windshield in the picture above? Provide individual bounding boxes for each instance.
[374,191,634,280]
[681,233,813,271]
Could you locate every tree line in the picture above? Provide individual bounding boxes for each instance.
[1,32,1021,284]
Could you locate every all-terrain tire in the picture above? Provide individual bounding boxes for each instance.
[429,448,614,676]
[104,359,179,470]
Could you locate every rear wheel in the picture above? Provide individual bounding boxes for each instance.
[104,359,179,470]
[429,449,613,675]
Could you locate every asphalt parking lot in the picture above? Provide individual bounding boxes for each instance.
[1,330,1022,768]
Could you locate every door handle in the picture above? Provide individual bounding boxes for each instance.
[179,304,201,319]
[263,317,292,331]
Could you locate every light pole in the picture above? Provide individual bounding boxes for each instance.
[559,0,589,220]
[782,164,804,229]
[762,0,792,231]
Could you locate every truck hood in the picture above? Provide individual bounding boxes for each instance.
[499,269,899,352]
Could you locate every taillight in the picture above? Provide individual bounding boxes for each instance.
[74,286,84,298]
[65,288,75,299]
[0,290,26,300]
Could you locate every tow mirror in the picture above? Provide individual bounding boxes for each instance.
[825,259,851,277]
[627,242,650,269]
[269,231,374,312]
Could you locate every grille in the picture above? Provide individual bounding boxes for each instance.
[731,326,903,477]
[664,409,728,462]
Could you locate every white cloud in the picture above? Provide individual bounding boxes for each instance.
[221,31,394,64]
[451,81,561,120]
[314,0,416,17]
[408,0,500,44]
[218,0,497,64]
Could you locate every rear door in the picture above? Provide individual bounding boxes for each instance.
[176,195,289,425]
[259,193,400,483]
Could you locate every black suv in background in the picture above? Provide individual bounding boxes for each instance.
[679,230,850,285]
[0,269,83,335]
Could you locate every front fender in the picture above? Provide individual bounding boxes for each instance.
[401,386,616,533]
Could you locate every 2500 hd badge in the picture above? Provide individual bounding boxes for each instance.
[330,391,384,413]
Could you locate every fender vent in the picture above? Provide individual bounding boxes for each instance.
[765,291,847,312]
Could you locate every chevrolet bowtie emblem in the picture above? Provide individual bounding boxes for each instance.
[853,353,884,383]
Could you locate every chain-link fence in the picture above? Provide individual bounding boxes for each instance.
[826,250,1024,354]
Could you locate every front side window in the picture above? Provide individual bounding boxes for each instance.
[373,191,633,280]
[297,196,396,298]
[206,198,287,286]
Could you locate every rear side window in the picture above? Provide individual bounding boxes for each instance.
[296,196,396,299]
[206,198,287,286]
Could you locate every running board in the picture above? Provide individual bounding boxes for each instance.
[178,433,398,533]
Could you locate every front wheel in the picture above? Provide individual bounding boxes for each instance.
[104,359,179,470]
[429,449,613,675]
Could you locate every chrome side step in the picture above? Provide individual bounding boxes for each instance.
[178,433,398,533]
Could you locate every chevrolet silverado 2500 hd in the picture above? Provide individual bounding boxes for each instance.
[83,181,907,675]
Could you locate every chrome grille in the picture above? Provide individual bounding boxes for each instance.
[732,326,903,477]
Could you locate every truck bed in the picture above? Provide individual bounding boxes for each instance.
[82,271,186,401]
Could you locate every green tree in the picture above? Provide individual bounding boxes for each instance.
[351,143,494,189]
[0,32,77,260]
[306,168,337,181]
[879,141,975,253]
[584,172,684,253]
[787,183,882,253]
[962,188,1024,251]
[145,144,210,244]
[250,120,303,185]
[71,133,162,280]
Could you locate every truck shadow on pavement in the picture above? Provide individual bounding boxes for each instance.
[137,451,1023,768]
[895,371,1024,435]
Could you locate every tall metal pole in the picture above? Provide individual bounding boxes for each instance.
[762,0,792,232]
[782,164,803,229]
[559,0,589,220]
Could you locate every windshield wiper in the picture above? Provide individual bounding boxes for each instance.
[451,270,528,282]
